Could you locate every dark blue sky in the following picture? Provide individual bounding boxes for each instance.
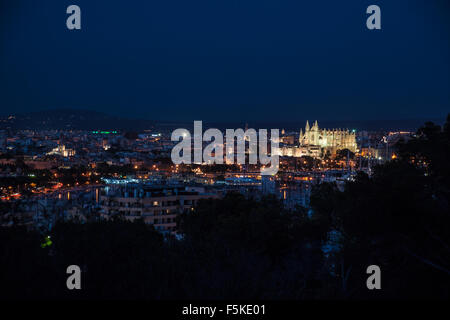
[1,0,449,121]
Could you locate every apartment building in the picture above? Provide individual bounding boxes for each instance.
[100,185,219,233]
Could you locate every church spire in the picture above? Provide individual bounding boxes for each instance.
[305,120,310,131]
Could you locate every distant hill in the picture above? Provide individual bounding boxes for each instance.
[0,109,443,132]
[0,109,155,131]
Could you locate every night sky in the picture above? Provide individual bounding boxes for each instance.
[0,0,449,122]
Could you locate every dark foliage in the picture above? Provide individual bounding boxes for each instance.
[0,195,331,300]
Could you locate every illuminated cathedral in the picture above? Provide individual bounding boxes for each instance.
[279,120,357,158]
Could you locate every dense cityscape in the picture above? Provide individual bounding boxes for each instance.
[0,113,413,232]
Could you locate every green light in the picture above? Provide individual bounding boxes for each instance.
[93,130,117,134]
[40,235,53,248]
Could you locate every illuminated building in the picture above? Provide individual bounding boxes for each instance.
[99,185,219,233]
[299,120,357,154]
[279,120,357,158]
[47,144,75,157]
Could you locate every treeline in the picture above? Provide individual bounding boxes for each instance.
[0,195,333,300]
